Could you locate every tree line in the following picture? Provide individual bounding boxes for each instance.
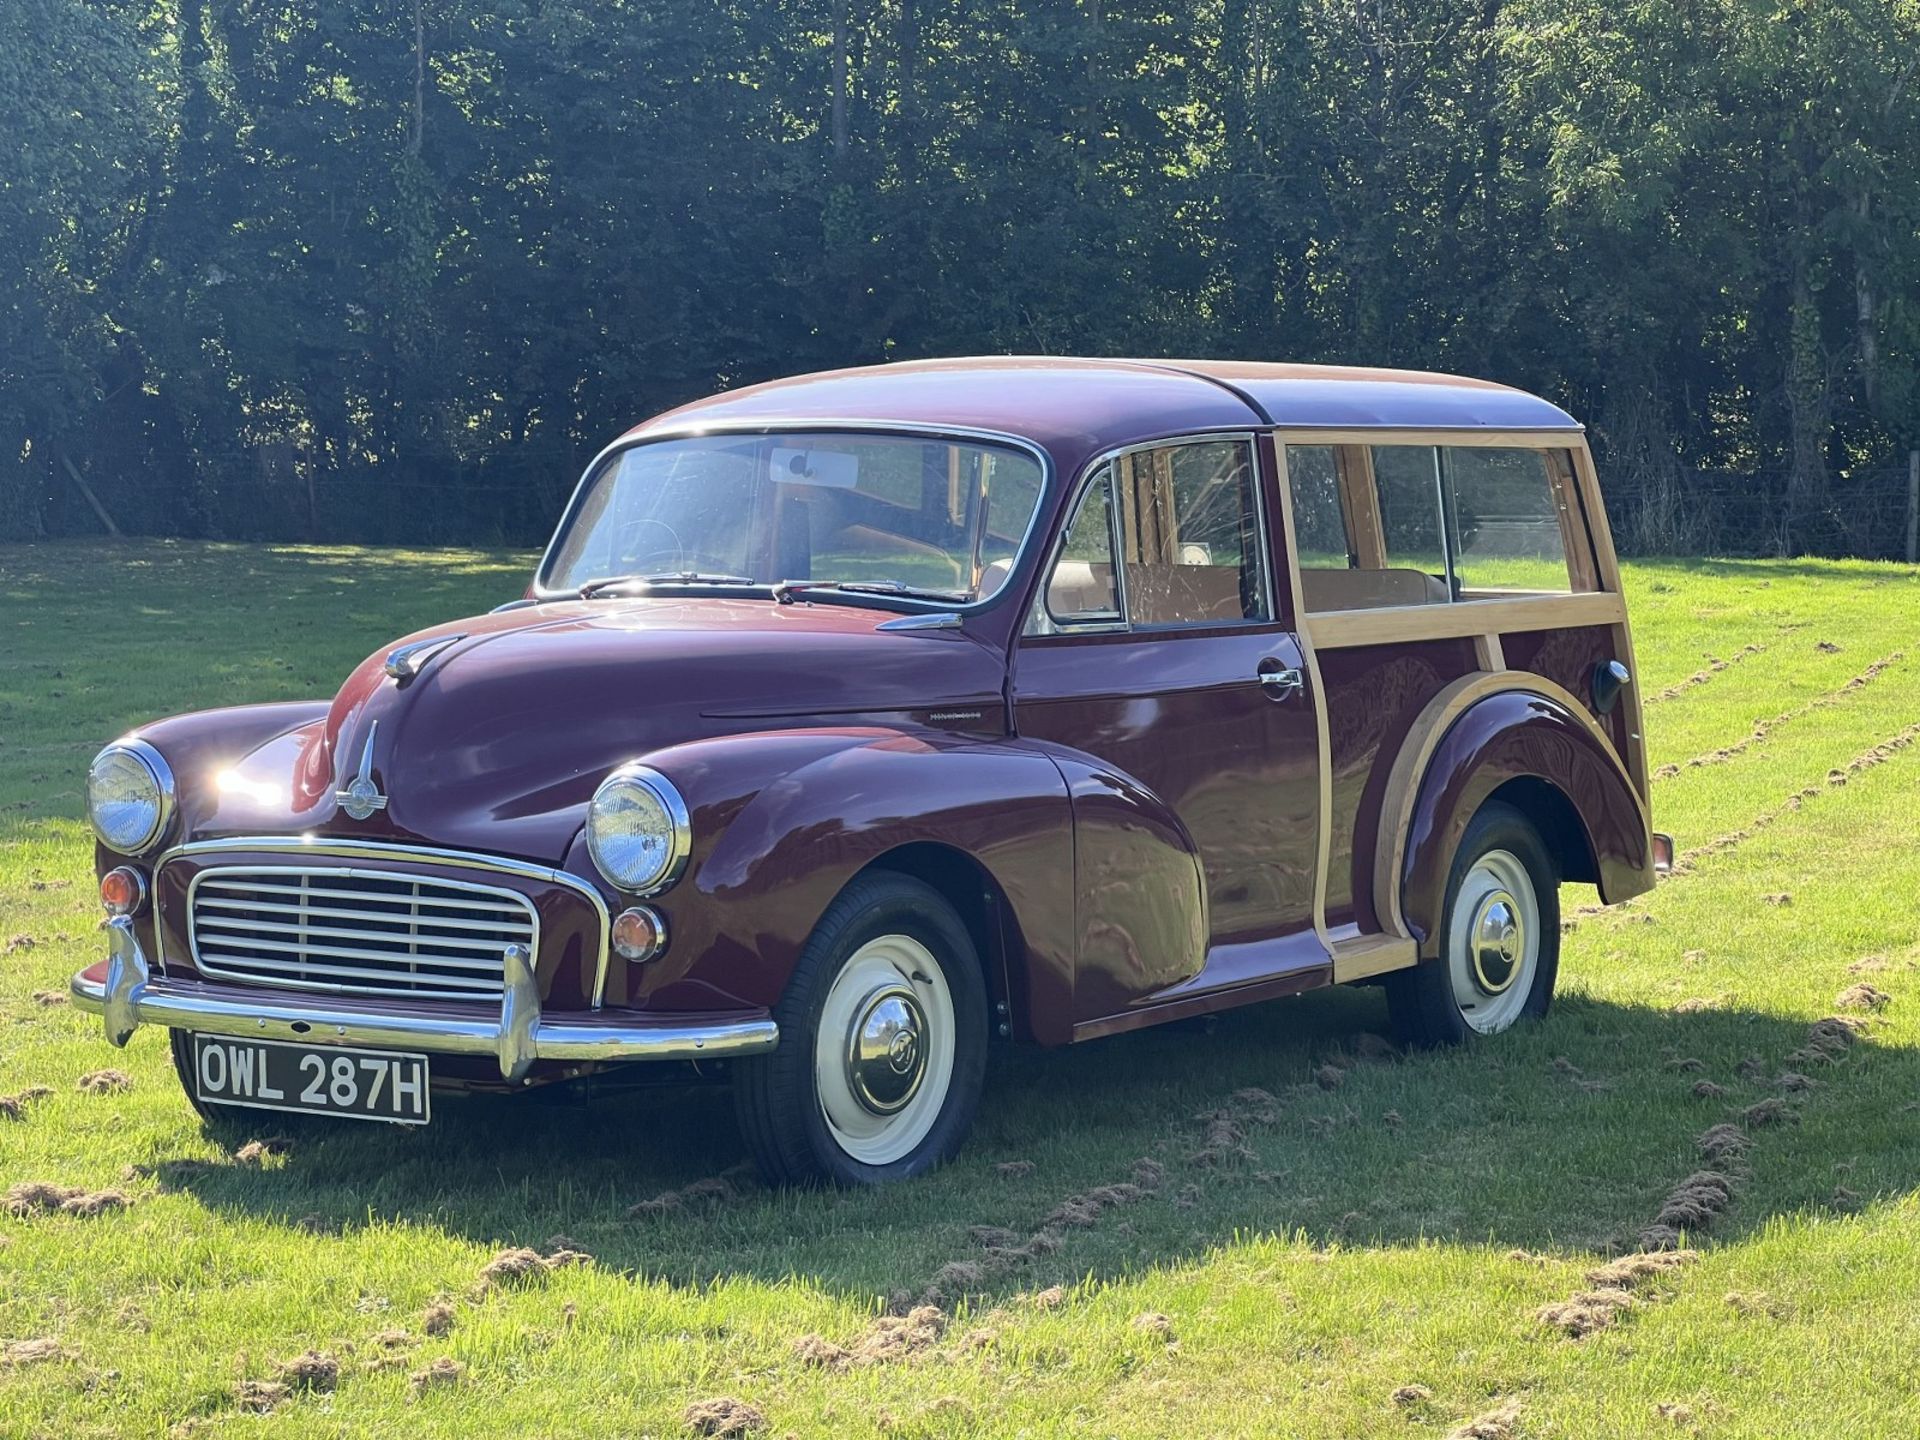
[4,0,1917,556]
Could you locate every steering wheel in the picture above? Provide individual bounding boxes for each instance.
[606,516,686,573]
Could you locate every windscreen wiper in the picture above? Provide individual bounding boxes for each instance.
[578,571,760,598]
[771,579,971,607]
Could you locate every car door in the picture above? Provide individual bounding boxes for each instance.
[1010,433,1325,1024]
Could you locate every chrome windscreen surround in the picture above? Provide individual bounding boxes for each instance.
[187,866,538,1004]
[154,838,614,1009]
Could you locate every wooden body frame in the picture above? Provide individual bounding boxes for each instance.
[1267,428,1651,981]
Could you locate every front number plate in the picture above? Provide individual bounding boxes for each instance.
[191,1035,431,1125]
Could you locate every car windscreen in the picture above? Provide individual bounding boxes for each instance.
[542,432,1047,602]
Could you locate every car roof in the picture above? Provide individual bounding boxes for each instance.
[630,357,1582,464]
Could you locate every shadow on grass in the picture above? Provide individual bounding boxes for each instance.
[142,981,1920,1305]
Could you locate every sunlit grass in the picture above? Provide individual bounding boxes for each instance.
[2,541,1918,1436]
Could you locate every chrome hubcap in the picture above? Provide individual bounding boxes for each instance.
[1470,893,1524,995]
[1446,847,1540,1035]
[814,934,956,1166]
[845,985,927,1116]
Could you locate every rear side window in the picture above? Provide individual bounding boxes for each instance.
[1372,447,1451,580]
[1286,443,1596,611]
[1442,448,1585,596]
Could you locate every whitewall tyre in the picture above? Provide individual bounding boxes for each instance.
[733,872,987,1186]
[1388,801,1560,1048]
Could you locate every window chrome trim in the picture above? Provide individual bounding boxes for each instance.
[531,419,1056,613]
[89,738,177,857]
[1432,446,1460,600]
[1033,466,1127,635]
[1028,430,1270,636]
[153,837,615,1010]
[185,864,540,1004]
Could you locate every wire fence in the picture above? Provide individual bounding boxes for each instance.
[1601,463,1920,561]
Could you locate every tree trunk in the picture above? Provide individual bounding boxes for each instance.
[1853,194,1878,413]
[1782,258,1832,555]
[409,0,426,156]
[830,0,848,161]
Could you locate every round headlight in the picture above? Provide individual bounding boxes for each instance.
[87,741,174,855]
[586,764,690,895]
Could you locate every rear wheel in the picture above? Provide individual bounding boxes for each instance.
[1388,802,1559,1047]
[733,872,987,1186]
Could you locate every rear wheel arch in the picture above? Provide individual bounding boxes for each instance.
[1393,682,1649,955]
[1484,775,1597,887]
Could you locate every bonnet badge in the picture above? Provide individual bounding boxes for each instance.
[384,633,465,683]
[335,721,388,821]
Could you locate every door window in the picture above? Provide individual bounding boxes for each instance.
[1032,438,1269,633]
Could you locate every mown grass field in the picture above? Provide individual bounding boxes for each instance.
[3,540,1918,1438]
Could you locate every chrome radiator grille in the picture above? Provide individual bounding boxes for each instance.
[187,867,537,1003]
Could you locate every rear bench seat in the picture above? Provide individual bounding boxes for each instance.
[1299,567,1448,611]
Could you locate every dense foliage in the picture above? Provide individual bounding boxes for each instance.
[4,0,1917,554]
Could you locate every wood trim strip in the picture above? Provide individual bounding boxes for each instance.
[1330,932,1418,983]
[1570,440,1625,595]
[1370,669,1650,940]
[1306,590,1626,649]
[1568,442,1650,798]
[1265,435,1336,955]
[1273,427,1585,448]
[1333,444,1388,569]
[1545,448,1600,593]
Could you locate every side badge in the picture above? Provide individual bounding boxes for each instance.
[335,721,389,821]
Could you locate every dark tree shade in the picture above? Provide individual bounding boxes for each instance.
[3,0,1916,556]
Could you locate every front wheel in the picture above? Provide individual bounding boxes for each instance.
[733,873,987,1186]
[1388,801,1560,1047]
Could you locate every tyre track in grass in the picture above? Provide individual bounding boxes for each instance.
[1565,717,1920,927]
[1529,999,1889,1361]
[1652,651,1904,779]
[1673,719,1920,874]
[1642,642,1770,707]
[778,1078,1307,1380]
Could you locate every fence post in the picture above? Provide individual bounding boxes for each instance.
[1908,450,1919,565]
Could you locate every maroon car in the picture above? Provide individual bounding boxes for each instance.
[72,358,1667,1185]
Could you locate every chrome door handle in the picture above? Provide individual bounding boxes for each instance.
[1258,666,1303,697]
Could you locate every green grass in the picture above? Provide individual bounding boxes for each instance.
[4,540,1920,1437]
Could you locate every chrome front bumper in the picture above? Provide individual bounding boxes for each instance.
[72,917,779,1080]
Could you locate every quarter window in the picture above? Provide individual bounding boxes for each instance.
[1041,474,1121,627]
[1443,447,1583,596]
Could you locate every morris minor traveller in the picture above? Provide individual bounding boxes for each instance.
[72,358,1670,1185]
